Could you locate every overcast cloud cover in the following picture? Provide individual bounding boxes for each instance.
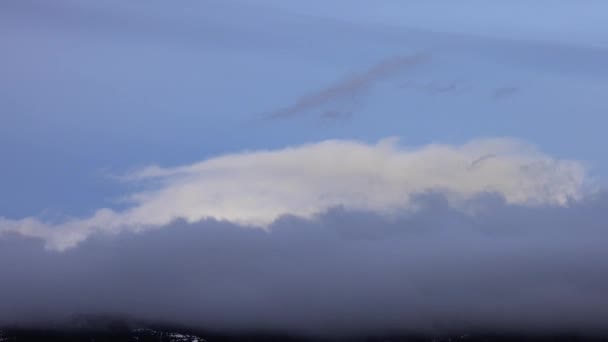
[2,0,608,338]
[2,192,608,336]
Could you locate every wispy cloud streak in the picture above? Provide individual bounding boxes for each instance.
[266,54,430,119]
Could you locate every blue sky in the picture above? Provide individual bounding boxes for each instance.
[2,0,607,219]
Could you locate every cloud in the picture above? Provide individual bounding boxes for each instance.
[0,137,604,336]
[0,138,588,251]
[468,153,498,169]
[1,192,608,337]
[265,54,430,120]
[0,0,341,53]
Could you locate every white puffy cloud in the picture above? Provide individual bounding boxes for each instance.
[0,138,589,251]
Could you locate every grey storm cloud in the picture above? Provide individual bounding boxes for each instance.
[1,191,608,337]
[266,54,430,120]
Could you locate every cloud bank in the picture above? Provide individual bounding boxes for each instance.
[1,193,608,336]
[0,138,587,250]
[0,137,605,336]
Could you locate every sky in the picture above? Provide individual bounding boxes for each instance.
[1,0,608,337]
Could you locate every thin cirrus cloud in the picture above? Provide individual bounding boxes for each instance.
[0,137,588,251]
[265,54,430,120]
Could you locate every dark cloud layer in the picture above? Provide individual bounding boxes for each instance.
[1,192,608,337]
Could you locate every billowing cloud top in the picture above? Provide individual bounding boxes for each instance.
[0,138,587,251]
